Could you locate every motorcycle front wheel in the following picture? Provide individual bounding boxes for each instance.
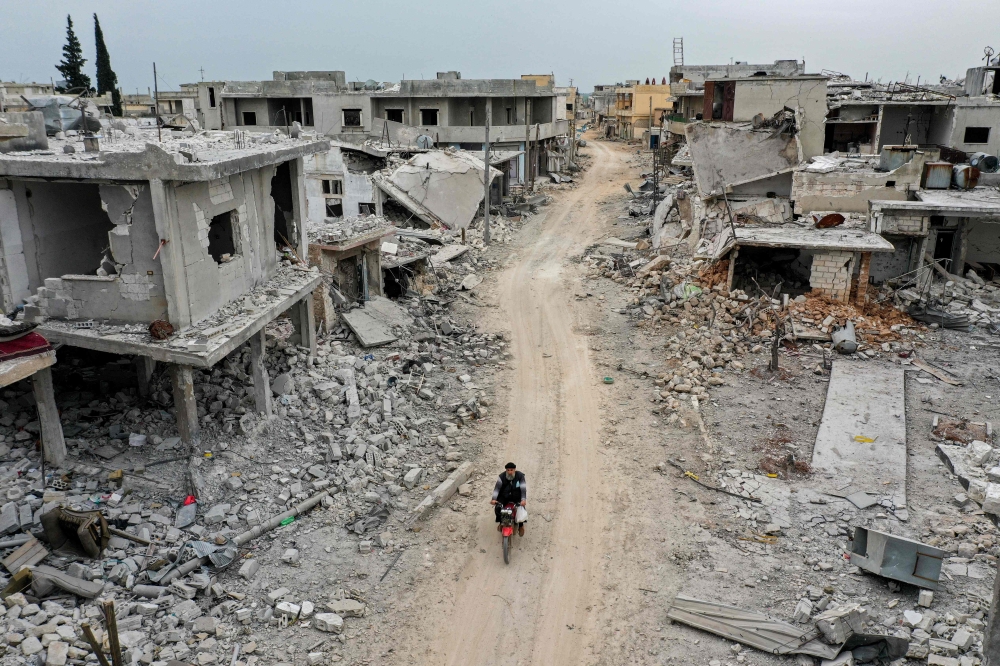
[502,535,510,564]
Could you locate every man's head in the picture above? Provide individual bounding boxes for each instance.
[505,462,516,478]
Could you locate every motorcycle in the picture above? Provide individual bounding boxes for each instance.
[499,502,519,564]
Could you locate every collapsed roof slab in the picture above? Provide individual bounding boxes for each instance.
[706,226,895,262]
[0,137,329,181]
[685,122,801,199]
[732,227,896,252]
[377,151,501,230]
[37,266,321,368]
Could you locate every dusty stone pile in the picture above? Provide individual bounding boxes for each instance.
[897,270,1000,331]
[0,270,507,666]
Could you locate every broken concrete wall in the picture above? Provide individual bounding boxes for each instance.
[967,220,1000,264]
[730,78,827,159]
[304,147,376,222]
[870,236,920,283]
[0,180,30,310]
[791,154,931,215]
[171,166,276,323]
[685,122,800,199]
[10,181,113,289]
[65,185,167,321]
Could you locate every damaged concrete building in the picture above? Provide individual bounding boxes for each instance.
[666,60,806,135]
[217,70,568,202]
[0,125,328,445]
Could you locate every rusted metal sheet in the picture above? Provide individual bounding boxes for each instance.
[921,162,953,189]
[701,81,714,120]
[952,164,981,190]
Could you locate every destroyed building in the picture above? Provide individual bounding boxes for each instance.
[217,70,568,190]
[0,124,328,445]
[666,60,807,135]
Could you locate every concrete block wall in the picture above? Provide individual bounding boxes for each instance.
[880,212,928,235]
[809,251,854,303]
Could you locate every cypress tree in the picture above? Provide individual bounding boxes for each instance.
[55,15,92,93]
[93,14,123,115]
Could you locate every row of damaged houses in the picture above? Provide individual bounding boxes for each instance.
[626,53,1000,324]
[0,68,577,463]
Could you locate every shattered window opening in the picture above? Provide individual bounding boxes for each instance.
[359,203,376,216]
[325,200,344,217]
[322,179,343,196]
[343,109,362,127]
[208,87,216,108]
[385,109,403,123]
[207,211,237,264]
[241,111,257,125]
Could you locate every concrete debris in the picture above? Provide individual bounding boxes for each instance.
[0,229,505,665]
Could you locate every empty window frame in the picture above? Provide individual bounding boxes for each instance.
[241,111,257,125]
[208,211,237,263]
[208,87,216,108]
[359,202,376,216]
[325,200,344,217]
[506,107,513,124]
[343,108,362,127]
[566,103,573,111]
[965,126,991,144]
[420,108,439,126]
[385,109,403,123]
[321,179,344,195]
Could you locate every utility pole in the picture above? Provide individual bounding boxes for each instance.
[152,63,161,142]
[483,103,492,244]
[648,96,653,151]
[524,98,531,192]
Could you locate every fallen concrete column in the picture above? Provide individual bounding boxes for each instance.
[408,461,474,523]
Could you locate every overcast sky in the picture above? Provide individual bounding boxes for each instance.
[3,1,999,94]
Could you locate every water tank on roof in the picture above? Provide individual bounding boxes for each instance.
[969,152,999,173]
[416,135,434,149]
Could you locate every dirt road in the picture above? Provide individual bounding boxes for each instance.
[422,139,631,665]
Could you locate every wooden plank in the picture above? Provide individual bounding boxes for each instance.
[0,350,56,389]
[811,362,908,518]
[911,357,963,386]
[2,536,48,573]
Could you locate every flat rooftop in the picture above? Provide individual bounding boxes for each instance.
[38,265,321,367]
[0,129,329,181]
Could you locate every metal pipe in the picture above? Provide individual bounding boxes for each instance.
[161,489,330,583]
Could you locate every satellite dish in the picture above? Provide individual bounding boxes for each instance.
[416,135,434,149]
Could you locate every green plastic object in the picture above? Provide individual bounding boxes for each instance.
[280,516,295,526]
[603,377,614,384]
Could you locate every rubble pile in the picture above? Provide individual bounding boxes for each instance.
[789,291,922,347]
[897,270,1000,332]
[308,215,391,243]
[0,268,511,666]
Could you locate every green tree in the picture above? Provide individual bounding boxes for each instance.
[55,15,92,93]
[93,14,123,115]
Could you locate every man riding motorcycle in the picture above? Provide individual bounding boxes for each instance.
[490,462,526,537]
